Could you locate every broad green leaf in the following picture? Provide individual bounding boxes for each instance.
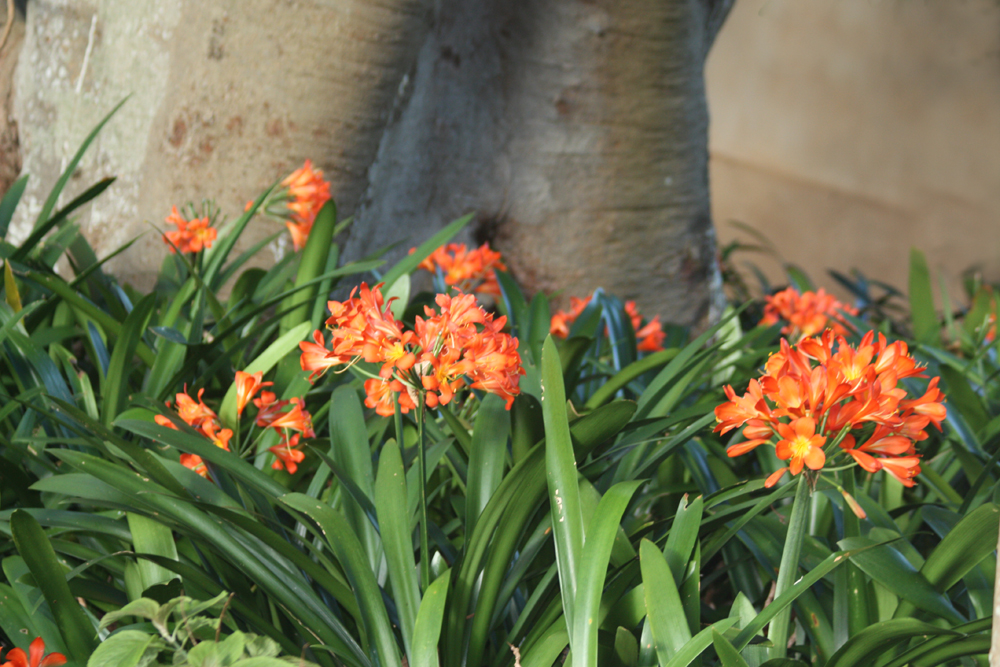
[824,619,960,667]
[127,514,179,591]
[97,598,160,631]
[10,510,98,662]
[511,393,544,465]
[527,293,550,366]
[918,502,999,593]
[281,493,402,667]
[664,495,703,583]
[939,366,989,434]
[713,629,750,667]
[385,273,410,321]
[15,177,116,264]
[280,200,337,334]
[0,174,28,239]
[412,570,450,667]
[641,539,691,664]
[572,482,642,667]
[908,248,938,344]
[101,293,156,426]
[664,619,739,667]
[329,385,380,570]
[375,441,420,661]
[4,261,21,312]
[541,335,585,629]
[615,627,639,667]
[839,536,963,624]
[466,393,510,536]
[86,629,163,667]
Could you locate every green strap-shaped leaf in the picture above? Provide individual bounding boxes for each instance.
[465,393,510,537]
[541,335,585,630]
[839,536,963,624]
[375,441,420,661]
[10,510,98,662]
[712,629,750,667]
[0,174,28,239]
[280,200,337,334]
[412,570,450,667]
[281,493,402,667]
[572,481,642,667]
[330,385,381,570]
[101,293,157,426]
[664,619,739,667]
[584,349,679,410]
[824,619,960,667]
[908,247,938,345]
[641,539,691,664]
[664,494,703,584]
[127,513,179,591]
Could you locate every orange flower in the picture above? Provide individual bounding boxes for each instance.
[267,397,314,436]
[625,301,666,352]
[235,370,272,416]
[180,453,209,478]
[549,295,592,339]
[305,281,523,413]
[774,417,826,475]
[413,243,507,296]
[364,378,415,417]
[1,638,66,667]
[281,160,331,251]
[269,433,306,474]
[760,288,857,340]
[173,388,217,431]
[202,423,233,451]
[162,206,216,254]
[299,330,350,382]
[253,391,288,428]
[716,329,944,488]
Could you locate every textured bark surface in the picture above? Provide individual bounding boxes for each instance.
[9,0,731,323]
[0,1,24,195]
[11,0,429,288]
[346,0,733,326]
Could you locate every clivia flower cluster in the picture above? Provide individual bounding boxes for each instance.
[300,282,524,416]
[715,329,946,491]
[246,159,332,251]
[1,637,65,667]
[155,371,315,476]
[412,242,507,297]
[162,206,217,255]
[760,287,858,340]
[550,294,665,352]
[280,160,332,251]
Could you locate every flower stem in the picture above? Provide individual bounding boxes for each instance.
[767,474,810,659]
[416,401,431,593]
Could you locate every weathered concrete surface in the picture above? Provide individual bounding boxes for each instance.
[0,1,24,195]
[12,0,429,289]
[706,0,1000,300]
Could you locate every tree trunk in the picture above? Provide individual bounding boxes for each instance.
[345,0,734,326]
[7,0,733,324]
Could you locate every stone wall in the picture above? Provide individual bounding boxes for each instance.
[707,0,1000,301]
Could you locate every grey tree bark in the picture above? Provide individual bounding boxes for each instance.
[345,0,735,326]
[6,0,733,325]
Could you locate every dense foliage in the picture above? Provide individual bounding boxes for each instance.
[0,104,998,667]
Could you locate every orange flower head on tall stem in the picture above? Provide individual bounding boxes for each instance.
[760,287,857,340]
[715,328,943,489]
[162,206,216,254]
[280,160,331,250]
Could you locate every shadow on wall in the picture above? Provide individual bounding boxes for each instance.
[706,0,1000,301]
